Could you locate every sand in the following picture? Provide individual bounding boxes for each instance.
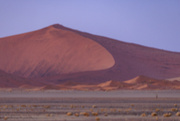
[0,90,180,121]
[1,24,180,86]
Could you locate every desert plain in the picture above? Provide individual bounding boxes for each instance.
[0,90,180,121]
[0,24,180,121]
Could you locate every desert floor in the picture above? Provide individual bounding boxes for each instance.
[0,90,180,121]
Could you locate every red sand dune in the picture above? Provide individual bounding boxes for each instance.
[124,75,158,84]
[34,76,180,91]
[97,80,128,90]
[0,25,114,78]
[1,24,180,89]
[37,24,180,84]
[167,77,180,81]
[36,75,180,91]
[123,75,180,90]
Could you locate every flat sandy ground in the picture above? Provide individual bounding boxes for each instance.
[1,90,180,121]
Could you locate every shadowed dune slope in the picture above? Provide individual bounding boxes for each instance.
[38,24,180,83]
[0,25,115,78]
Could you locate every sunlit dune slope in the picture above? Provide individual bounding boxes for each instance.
[0,25,115,78]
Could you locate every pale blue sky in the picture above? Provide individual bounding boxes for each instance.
[0,0,180,52]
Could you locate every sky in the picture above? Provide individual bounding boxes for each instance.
[0,0,180,52]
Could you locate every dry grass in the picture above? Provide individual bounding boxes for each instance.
[80,112,89,117]
[44,105,50,109]
[66,112,72,116]
[74,113,79,117]
[21,105,27,107]
[171,108,178,112]
[4,116,8,120]
[176,112,180,116]
[104,113,108,116]
[155,108,161,112]
[131,104,134,107]
[141,113,147,117]
[163,113,172,117]
[151,112,157,117]
[95,117,100,121]
[1,97,180,121]
[92,105,97,108]
[92,112,98,116]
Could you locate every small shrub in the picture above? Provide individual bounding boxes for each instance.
[171,108,178,112]
[155,108,161,112]
[163,113,172,117]
[92,112,98,116]
[176,112,180,116]
[80,112,89,117]
[4,116,8,120]
[151,112,157,117]
[174,104,178,107]
[21,105,26,108]
[44,105,50,109]
[74,113,79,117]
[66,112,72,116]
[104,113,108,116]
[141,113,147,117]
[96,117,100,121]
[131,104,134,107]
[92,105,97,108]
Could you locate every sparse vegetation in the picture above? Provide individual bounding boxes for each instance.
[151,112,157,117]
[141,113,147,117]
[66,112,73,116]
[96,117,100,121]
[74,113,79,117]
[4,116,8,120]
[171,108,178,112]
[92,105,97,108]
[0,91,180,121]
[92,112,98,116]
[163,113,172,117]
[155,108,161,112]
[176,112,180,116]
[104,113,108,116]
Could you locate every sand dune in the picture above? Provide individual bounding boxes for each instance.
[1,24,180,89]
[52,24,180,82]
[26,75,180,91]
[0,25,114,78]
[124,75,158,84]
[167,77,180,81]
[123,75,180,90]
